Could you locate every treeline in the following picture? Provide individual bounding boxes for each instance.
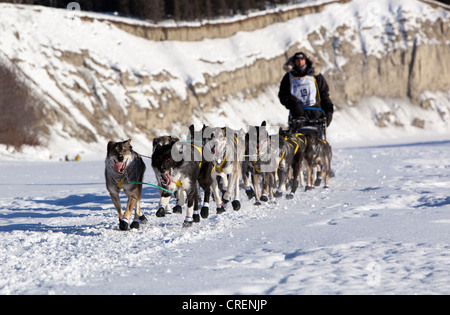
[0,0,296,22]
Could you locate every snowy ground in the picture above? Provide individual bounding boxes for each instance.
[1,137,450,295]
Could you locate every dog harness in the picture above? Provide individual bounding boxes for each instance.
[189,143,203,168]
[116,178,125,191]
[211,136,240,173]
[252,161,262,174]
[175,180,183,188]
[295,133,307,144]
[289,73,321,107]
[279,151,286,164]
[284,133,306,155]
[213,156,227,173]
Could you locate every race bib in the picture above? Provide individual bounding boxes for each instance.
[289,74,317,107]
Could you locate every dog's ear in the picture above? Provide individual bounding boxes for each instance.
[107,141,115,155]
[169,136,178,145]
[126,139,134,151]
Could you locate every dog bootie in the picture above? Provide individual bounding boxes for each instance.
[130,219,140,230]
[182,217,193,228]
[156,207,166,217]
[201,203,209,218]
[305,185,315,192]
[260,194,269,202]
[274,190,283,198]
[119,219,129,231]
[139,214,148,223]
[315,171,323,186]
[245,187,255,200]
[216,204,226,214]
[232,200,241,211]
[173,205,182,214]
[193,210,201,223]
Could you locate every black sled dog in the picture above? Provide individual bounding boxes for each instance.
[151,133,202,227]
[105,139,147,231]
[152,135,188,217]
[188,124,216,220]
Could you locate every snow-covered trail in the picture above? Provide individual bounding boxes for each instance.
[1,139,450,295]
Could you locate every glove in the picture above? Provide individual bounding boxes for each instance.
[326,111,333,127]
[289,97,304,117]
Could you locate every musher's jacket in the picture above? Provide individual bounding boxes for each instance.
[278,56,334,124]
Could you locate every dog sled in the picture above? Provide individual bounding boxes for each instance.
[289,117,327,141]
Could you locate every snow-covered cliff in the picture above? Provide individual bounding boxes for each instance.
[0,0,449,159]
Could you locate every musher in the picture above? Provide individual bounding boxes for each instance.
[278,52,334,139]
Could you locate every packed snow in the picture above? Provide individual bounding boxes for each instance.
[1,134,449,295]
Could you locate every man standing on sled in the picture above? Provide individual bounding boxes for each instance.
[278,52,334,139]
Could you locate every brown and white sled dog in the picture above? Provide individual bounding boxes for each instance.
[105,139,147,231]
[204,127,245,212]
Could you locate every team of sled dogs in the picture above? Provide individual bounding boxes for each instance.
[105,121,332,230]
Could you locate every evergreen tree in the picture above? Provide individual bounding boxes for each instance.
[0,0,303,21]
[204,0,213,19]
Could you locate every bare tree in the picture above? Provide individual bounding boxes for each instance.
[0,62,42,148]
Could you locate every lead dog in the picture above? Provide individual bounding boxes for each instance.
[152,135,187,217]
[105,139,147,231]
[151,137,202,227]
